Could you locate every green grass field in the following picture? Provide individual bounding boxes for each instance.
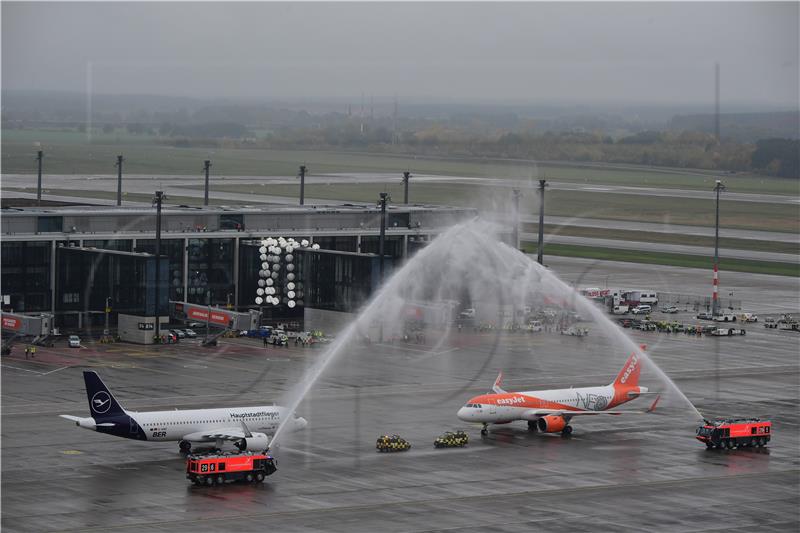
[523,224,799,255]
[521,242,799,277]
[196,182,799,233]
[3,187,268,207]
[3,128,799,195]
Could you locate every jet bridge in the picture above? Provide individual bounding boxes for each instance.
[1,312,54,353]
[170,301,260,331]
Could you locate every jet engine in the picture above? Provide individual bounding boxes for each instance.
[235,432,270,451]
[537,415,567,433]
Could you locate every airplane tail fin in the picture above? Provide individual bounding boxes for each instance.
[492,371,507,394]
[611,345,645,388]
[83,371,126,419]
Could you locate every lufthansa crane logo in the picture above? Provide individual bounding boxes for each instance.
[91,391,111,414]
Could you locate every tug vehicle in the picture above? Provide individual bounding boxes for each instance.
[710,327,746,336]
[186,450,276,486]
[376,434,411,452]
[695,418,771,449]
[434,430,469,448]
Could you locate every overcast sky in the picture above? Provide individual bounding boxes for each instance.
[2,2,798,107]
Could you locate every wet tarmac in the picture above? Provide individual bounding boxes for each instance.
[2,272,799,532]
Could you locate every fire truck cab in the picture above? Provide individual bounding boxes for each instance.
[696,418,771,449]
[186,451,276,486]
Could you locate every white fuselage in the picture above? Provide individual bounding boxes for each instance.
[457,384,627,424]
[131,406,286,441]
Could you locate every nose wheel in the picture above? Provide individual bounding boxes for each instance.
[480,424,488,436]
[179,440,192,453]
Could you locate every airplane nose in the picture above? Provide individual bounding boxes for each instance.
[457,407,470,421]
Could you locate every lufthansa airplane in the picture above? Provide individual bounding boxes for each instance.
[60,371,307,452]
[457,348,659,436]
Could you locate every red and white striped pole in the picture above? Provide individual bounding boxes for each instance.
[712,264,719,311]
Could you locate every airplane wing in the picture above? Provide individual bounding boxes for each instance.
[182,421,258,443]
[181,427,250,442]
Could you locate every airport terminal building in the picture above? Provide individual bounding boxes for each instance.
[1,202,477,328]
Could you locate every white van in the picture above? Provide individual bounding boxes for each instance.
[631,305,652,315]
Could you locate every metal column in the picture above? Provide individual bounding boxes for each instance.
[233,236,240,310]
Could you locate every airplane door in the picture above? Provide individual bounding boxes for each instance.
[489,404,497,416]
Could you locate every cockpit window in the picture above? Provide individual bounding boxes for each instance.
[465,403,481,408]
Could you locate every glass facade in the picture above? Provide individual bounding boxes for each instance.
[359,236,403,258]
[299,249,386,313]
[0,241,51,312]
[135,239,185,302]
[83,239,133,252]
[185,238,235,305]
[312,236,358,253]
[56,247,168,327]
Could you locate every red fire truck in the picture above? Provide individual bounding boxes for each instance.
[186,451,276,486]
[695,418,771,449]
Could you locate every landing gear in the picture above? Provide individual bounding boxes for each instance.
[561,425,573,437]
[528,421,538,432]
[179,440,192,453]
[480,424,488,436]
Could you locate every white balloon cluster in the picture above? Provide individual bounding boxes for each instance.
[255,236,311,308]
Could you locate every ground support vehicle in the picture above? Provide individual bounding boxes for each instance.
[186,451,276,486]
[696,419,771,449]
[696,312,714,320]
[434,431,469,448]
[713,313,737,323]
[376,434,411,452]
[560,326,588,337]
[710,328,746,336]
[764,318,778,329]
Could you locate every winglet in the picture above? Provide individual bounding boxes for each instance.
[646,394,661,413]
[492,371,506,394]
[240,420,253,438]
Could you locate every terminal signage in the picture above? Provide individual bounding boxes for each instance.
[187,308,231,327]
[1,316,21,331]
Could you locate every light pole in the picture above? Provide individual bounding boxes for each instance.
[712,179,725,316]
[115,155,124,206]
[104,296,111,336]
[299,165,307,205]
[512,188,522,250]
[36,150,44,204]
[378,192,390,281]
[153,191,165,340]
[402,171,411,204]
[536,179,547,265]
[203,160,212,206]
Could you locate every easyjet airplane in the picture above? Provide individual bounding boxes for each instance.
[60,371,307,452]
[457,349,659,436]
